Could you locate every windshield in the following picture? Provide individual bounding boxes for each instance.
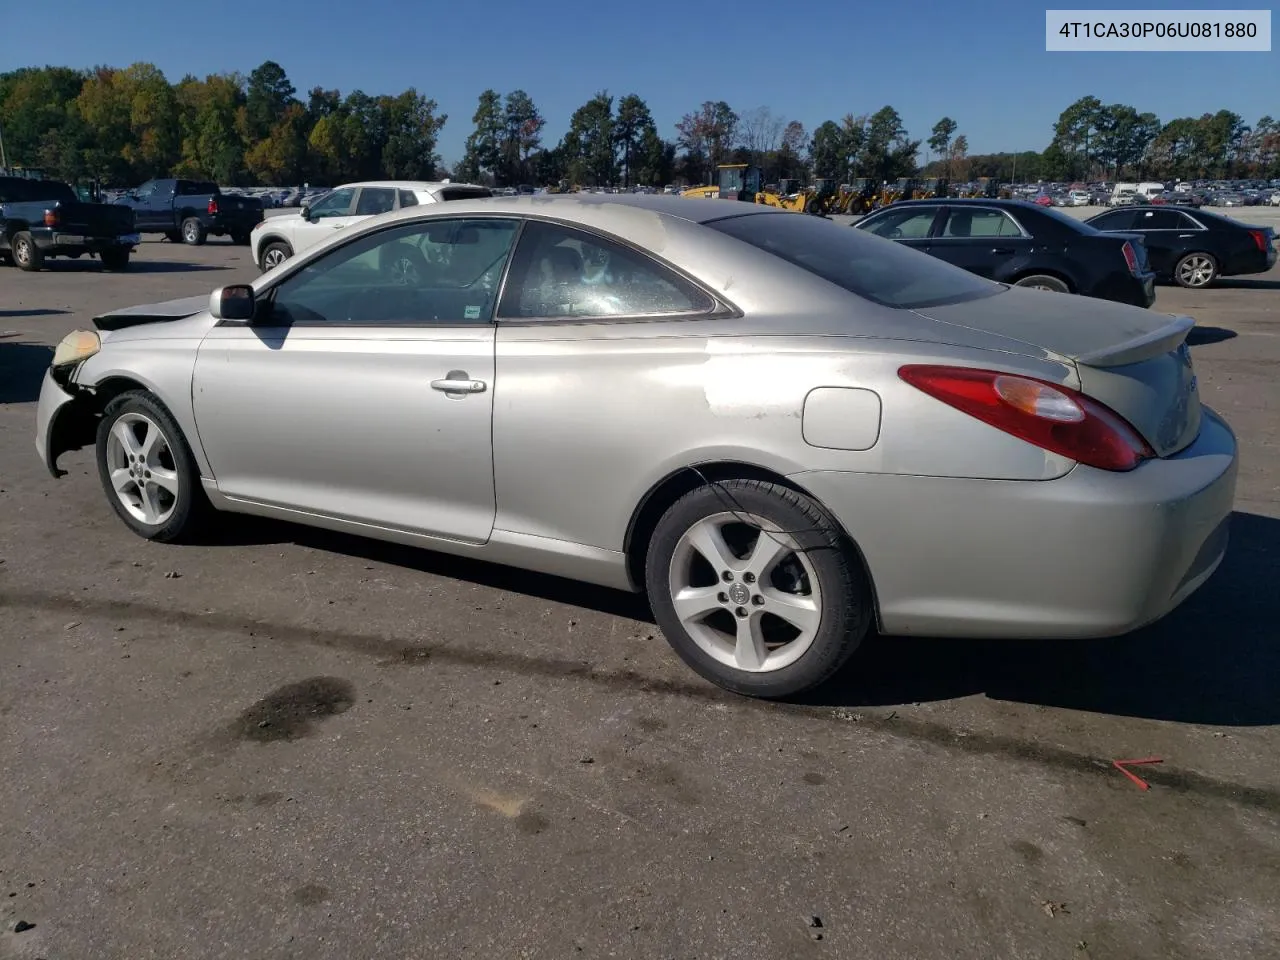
[707,211,1003,310]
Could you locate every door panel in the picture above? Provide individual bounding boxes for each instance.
[192,325,497,543]
[190,215,521,545]
[930,207,1033,279]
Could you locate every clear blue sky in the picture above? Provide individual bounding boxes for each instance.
[6,0,1275,166]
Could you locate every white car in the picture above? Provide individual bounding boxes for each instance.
[250,180,492,271]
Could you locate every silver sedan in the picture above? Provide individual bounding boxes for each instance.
[34,195,1238,698]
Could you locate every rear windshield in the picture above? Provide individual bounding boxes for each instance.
[437,186,493,201]
[707,212,1002,310]
[0,178,76,203]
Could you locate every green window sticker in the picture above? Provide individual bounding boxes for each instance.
[464,305,482,320]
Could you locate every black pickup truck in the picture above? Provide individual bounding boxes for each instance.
[0,176,139,271]
[115,178,263,245]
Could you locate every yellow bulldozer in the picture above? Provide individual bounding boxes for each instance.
[873,178,918,210]
[682,163,761,201]
[959,177,1002,199]
[754,178,809,212]
[912,178,949,200]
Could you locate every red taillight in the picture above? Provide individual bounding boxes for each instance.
[1121,240,1139,274]
[207,198,218,215]
[44,208,58,227]
[898,365,1155,472]
[1248,229,1267,252]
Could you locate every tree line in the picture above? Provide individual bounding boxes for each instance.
[2,64,1276,189]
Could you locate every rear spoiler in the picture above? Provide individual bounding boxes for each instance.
[1074,314,1194,368]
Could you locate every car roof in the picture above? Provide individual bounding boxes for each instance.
[276,193,795,268]
[336,180,488,193]
[345,192,794,227]
[877,198,1046,212]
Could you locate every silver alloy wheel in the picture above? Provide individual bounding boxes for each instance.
[263,247,288,268]
[1177,254,1215,287]
[667,511,823,673]
[13,235,31,265]
[1027,282,1056,291]
[104,412,180,526]
[183,220,200,243]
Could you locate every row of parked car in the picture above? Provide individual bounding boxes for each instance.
[854,197,1277,301]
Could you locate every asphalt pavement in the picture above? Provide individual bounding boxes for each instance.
[2,227,1279,960]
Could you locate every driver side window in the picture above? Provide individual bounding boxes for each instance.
[267,218,520,326]
[309,187,356,218]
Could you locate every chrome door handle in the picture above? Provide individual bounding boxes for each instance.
[431,377,487,394]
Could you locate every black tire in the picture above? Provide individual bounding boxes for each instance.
[260,241,292,271]
[180,217,207,246]
[231,232,251,246]
[645,479,872,699]
[1173,252,1217,289]
[95,390,210,543]
[100,248,130,271]
[12,231,43,271]
[1013,274,1070,294]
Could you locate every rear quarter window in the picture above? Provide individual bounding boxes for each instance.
[708,212,1002,309]
[437,186,493,202]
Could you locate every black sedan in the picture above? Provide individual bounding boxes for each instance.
[853,199,1156,308]
[1084,205,1278,288]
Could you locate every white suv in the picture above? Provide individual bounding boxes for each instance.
[250,180,492,271]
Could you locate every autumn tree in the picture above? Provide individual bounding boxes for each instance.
[675,101,738,183]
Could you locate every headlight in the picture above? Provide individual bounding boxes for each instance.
[52,329,101,367]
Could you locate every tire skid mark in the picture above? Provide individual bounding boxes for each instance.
[5,587,1279,814]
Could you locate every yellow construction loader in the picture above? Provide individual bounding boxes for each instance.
[913,178,949,200]
[754,178,808,212]
[683,163,761,201]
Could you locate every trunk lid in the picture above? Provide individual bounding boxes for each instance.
[56,200,135,237]
[912,287,1202,457]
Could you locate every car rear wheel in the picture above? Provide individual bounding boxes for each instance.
[260,242,291,271]
[645,479,871,698]
[11,231,43,271]
[96,391,208,542]
[1014,274,1070,294]
[181,217,207,246]
[1174,252,1217,288]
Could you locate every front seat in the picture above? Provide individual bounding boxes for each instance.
[948,212,972,237]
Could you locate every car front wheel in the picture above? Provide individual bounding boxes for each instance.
[95,391,208,542]
[645,479,871,698]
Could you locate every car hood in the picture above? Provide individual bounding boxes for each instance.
[92,294,209,332]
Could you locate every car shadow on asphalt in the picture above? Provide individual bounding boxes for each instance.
[1216,278,1280,291]
[807,510,1280,727]
[1187,326,1238,346]
[34,261,231,274]
[202,509,1278,727]
[0,340,54,404]
[0,308,70,318]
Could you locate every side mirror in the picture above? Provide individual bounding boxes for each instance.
[209,284,256,322]
[300,204,312,221]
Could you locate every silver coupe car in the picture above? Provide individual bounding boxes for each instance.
[34,195,1237,699]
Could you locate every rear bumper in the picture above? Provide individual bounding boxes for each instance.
[1088,270,1156,308]
[1220,246,1277,277]
[791,406,1238,639]
[33,230,139,254]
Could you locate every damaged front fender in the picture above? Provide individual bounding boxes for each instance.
[34,369,100,478]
